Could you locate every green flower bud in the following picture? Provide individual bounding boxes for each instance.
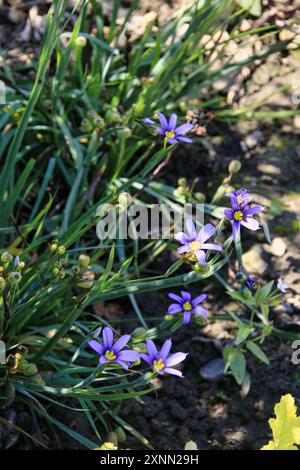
[9,272,22,283]
[57,245,66,256]
[132,327,147,340]
[1,252,13,263]
[105,109,121,123]
[228,160,241,175]
[132,343,146,353]
[75,35,87,47]
[58,269,66,279]
[76,271,95,289]
[53,267,60,276]
[194,192,206,203]
[0,277,6,292]
[164,314,174,321]
[78,254,90,268]
[18,359,29,371]
[87,110,98,120]
[176,186,187,196]
[118,192,132,207]
[115,427,126,443]
[81,118,93,132]
[117,127,132,138]
[17,261,25,271]
[107,432,118,446]
[29,373,45,386]
[50,243,58,253]
[93,116,105,129]
[177,177,187,187]
[23,363,38,376]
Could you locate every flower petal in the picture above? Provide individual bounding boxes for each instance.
[232,220,240,240]
[157,112,168,130]
[194,249,206,264]
[167,137,178,144]
[140,353,152,365]
[143,117,155,125]
[88,340,104,355]
[183,311,191,324]
[118,350,140,362]
[160,339,172,361]
[241,218,260,231]
[230,195,239,211]
[168,292,183,303]
[180,290,191,302]
[194,306,207,317]
[99,355,108,364]
[115,360,128,369]
[168,303,183,314]
[201,243,223,251]
[102,327,113,349]
[185,218,197,239]
[191,293,207,306]
[146,339,158,360]
[164,367,183,377]
[113,334,131,353]
[174,232,189,244]
[175,123,194,135]
[165,352,188,367]
[168,113,177,129]
[244,205,263,216]
[224,209,233,220]
[157,126,165,135]
[197,223,215,243]
[178,244,190,254]
[177,136,193,143]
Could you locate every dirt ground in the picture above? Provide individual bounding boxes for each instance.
[1,0,300,450]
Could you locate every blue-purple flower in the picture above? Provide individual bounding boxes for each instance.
[175,218,222,264]
[140,339,187,377]
[88,327,139,369]
[225,188,252,205]
[168,290,207,324]
[246,276,256,290]
[144,112,193,144]
[224,192,263,241]
[277,278,288,293]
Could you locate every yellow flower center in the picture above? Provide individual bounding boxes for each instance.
[233,210,244,221]
[165,130,175,139]
[153,358,165,371]
[189,240,201,251]
[183,301,192,311]
[237,195,243,205]
[104,349,117,361]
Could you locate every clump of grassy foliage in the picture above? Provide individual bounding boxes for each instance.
[0,0,298,449]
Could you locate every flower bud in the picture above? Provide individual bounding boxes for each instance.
[194,192,206,203]
[9,272,22,283]
[76,271,95,289]
[23,363,38,376]
[107,432,118,446]
[118,192,132,206]
[0,277,6,292]
[117,127,132,138]
[132,343,146,353]
[176,186,187,196]
[75,35,87,47]
[132,327,147,340]
[105,108,121,123]
[115,427,126,443]
[1,252,13,263]
[57,245,66,256]
[18,261,25,271]
[50,243,58,253]
[53,267,60,276]
[78,254,90,268]
[93,116,105,130]
[177,177,187,187]
[81,118,93,132]
[99,442,118,450]
[16,345,28,358]
[164,315,174,321]
[228,160,241,175]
